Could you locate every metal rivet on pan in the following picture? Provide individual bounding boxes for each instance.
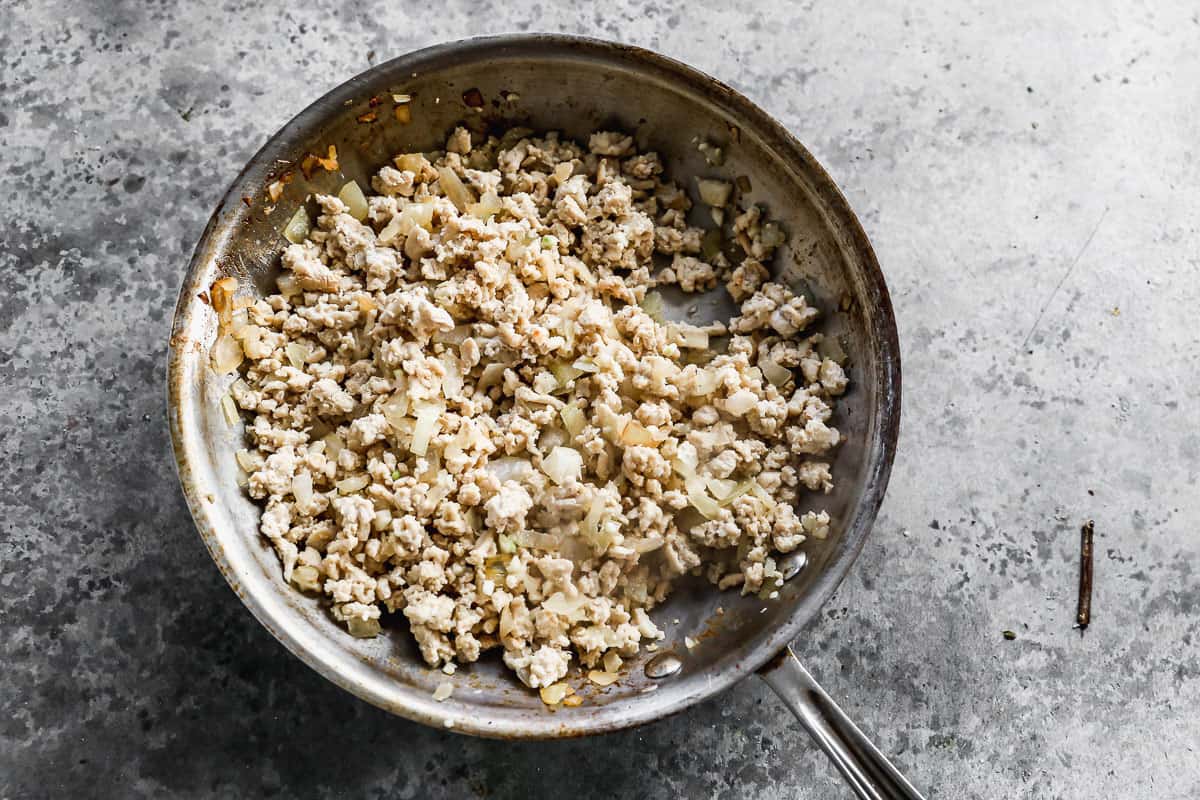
[780,551,809,581]
[644,652,683,679]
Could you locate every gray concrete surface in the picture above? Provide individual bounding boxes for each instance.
[3,1,1198,797]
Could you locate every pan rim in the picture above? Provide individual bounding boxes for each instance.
[166,32,901,739]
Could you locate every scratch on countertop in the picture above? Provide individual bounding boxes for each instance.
[1021,206,1109,350]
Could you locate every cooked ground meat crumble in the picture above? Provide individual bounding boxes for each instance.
[212,125,846,695]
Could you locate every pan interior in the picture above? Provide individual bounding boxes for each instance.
[168,35,898,739]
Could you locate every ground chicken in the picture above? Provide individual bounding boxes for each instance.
[219,124,848,698]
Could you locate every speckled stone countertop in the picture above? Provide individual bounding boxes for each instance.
[3,1,1198,798]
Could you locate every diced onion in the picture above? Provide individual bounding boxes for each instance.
[749,481,776,508]
[283,207,310,244]
[597,518,623,552]
[228,291,253,310]
[603,651,622,673]
[499,603,516,639]
[379,200,437,245]
[285,342,308,369]
[276,273,301,298]
[403,201,436,231]
[433,324,472,345]
[628,536,664,554]
[760,222,787,249]
[231,316,256,343]
[560,319,578,350]
[550,361,585,388]
[290,565,322,593]
[542,592,589,621]
[220,392,240,426]
[516,531,562,550]
[620,419,658,447]
[696,178,732,207]
[559,404,586,437]
[468,190,502,219]
[377,218,401,246]
[506,237,531,261]
[581,494,608,548]
[595,405,629,444]
[393,153,427,172]
[433,681,454,702]
[706,477,738,500]
[235,449,261,473]
[689,491,722,520]
[760,357,792,387]
[423,472,448,504]
[718,479,756,507]
[336,474,370,493]
[211,333,243,374]
[437,166,475,212]
[571,357,598,373]
[322,432,345,459]
[440,355,463,399]
[555,536,591,565]
[822,336,849,366]
[410,403,443,456]
[587,670,620,687]
[478,363,506,390]
[337,180,369,221]
[686,477,722,519]
[347,617,380,638]
[211,277,238,321]
[292,472,313,507]
[541,446,582,485]
[487,457,533,485]
[416,462,445,498]
[640,291,665,322]
[539,683,570,706]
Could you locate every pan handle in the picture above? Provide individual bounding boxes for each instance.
[758,647,926,800]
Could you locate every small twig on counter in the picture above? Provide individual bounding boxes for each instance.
[1076,520,1094,631]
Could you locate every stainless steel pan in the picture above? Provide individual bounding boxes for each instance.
[166,35,916,799]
